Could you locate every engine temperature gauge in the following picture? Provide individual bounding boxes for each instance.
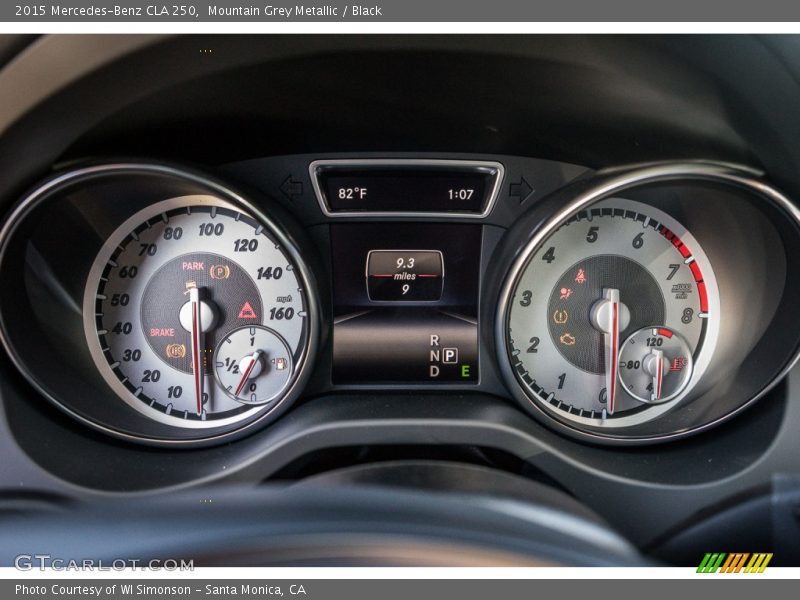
[618,327,693,404]
[214,325,293,405]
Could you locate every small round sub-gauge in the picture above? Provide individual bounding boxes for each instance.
[618,326,693,404]
[214,325,293,405]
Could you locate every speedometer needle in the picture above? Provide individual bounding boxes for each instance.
[188,286,204,416]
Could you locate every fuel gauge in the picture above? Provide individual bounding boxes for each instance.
[214,325,293,405]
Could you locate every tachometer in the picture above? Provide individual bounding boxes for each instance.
[83,196,310,428]
[502,198,719,430]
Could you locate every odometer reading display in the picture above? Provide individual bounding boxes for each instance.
[504,199,719,430]
[84,197,309,428]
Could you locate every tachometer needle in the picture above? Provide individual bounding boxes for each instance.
[600,288,620,415]
[234,351,263,397]
[590,287,632,416]
[188,286,204,416]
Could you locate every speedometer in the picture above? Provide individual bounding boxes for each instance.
[501,198,720,430]
[83,196,310,429]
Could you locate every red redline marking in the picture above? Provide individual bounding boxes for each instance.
[660,226,693,258]
[670,237,689,258]
[698,281,709,312]
[658,327,674,338]
[660,226,707,309]
[689,261,703,282]
[676,240,707,310]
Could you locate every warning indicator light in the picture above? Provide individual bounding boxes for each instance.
[210,264,230,280]
[165,343,186,359]
[238,302,257,319]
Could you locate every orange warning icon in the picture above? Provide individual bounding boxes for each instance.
[238,302,257,319]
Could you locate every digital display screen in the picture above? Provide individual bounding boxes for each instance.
[318,167,496,214]
[366,250,444,302]
[331,224,481,384]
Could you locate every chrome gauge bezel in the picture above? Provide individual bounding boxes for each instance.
[495,163,800,444]
[0,163,321,446]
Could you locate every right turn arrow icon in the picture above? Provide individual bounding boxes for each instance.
[509,177,534,204]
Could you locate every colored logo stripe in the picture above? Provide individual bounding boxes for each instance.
[697,553,726,573]
[720,553,749,573]
[697,553,773,573]
[744,553,773,573]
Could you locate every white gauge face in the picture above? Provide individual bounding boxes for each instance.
[505,198,720,429]
[83,196,309,428]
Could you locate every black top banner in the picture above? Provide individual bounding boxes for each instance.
[5,0,800,22]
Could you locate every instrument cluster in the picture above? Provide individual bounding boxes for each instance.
[0,157,799,446]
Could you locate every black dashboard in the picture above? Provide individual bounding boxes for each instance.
[1,34,800,566]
